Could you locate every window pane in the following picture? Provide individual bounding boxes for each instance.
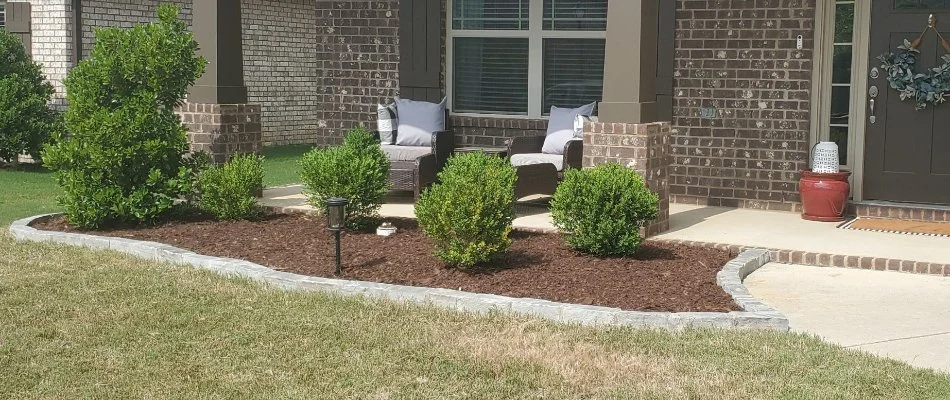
[454,38,529,114]
[543,0,607,31]
[830,126,849,165]
[543,39,605,112]
[453,0,529,30]
[830,86,850,125]
[832,45,852,84]
[895,0,950,10]
[0,0,5,29]
[834,3,854,43]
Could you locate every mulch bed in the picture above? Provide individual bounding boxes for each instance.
[33,214,739,312]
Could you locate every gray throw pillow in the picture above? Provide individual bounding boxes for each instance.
[394,97,446,147]
[542,102,596,154]
[377,100,398,144]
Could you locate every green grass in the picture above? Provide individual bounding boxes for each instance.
[261,144,316,187]
[0,237,948,398]
[2,160,949,398]
[0,164,60,225]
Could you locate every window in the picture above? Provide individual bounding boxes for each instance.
[0,0,6,29]
[828,0,854,165]
[448,0,607,117]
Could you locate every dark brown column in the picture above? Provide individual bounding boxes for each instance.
[599,0,659,124]
[190,0,247,104]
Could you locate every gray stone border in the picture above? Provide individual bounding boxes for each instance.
[10,214,788,331]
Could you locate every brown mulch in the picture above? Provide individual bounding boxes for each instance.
[33,214,739,312]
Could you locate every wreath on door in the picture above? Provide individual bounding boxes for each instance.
[877,15,950,110]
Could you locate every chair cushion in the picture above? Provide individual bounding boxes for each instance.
[394,97,446,147]
[380,144,432,161]
[377,100,398,145]
[542,102,596,155]
[511,153,564,171]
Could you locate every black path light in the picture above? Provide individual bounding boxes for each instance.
[326,197,349,276]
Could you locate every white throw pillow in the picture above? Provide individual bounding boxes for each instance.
[573,114,597,138]
[542,102,596,154]
[394,97,446,147]
[376,100,398,144]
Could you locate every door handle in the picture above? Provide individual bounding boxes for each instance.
[869,98,876,124]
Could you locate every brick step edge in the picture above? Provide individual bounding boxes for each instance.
[654,239,950,277]
[9,214,788,331]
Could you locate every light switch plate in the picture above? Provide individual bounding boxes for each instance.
[797,35,803,50]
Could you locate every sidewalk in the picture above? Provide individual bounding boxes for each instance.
[261,185,950,266]
[746,263,950,373]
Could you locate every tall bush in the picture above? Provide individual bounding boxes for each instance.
[415,153,517,268]
[550,163,659,256]
[42,4,205,228]
[299,127,389,229]
[0,29,58,164]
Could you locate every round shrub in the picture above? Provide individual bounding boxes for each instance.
[197,153,264,220]
[42,5,205,229]
[0,29,58,164]
[550,163,659,256]
[299,127,389,229]
[415,152,517,268]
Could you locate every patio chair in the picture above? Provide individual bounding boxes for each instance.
[507,136,583,198]
[506,102,593,199]
[373,98,454,198]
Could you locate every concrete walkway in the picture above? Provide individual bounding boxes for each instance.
[262,185,950,265]
[745,263,950,373]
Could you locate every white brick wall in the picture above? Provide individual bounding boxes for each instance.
[23,0,74,108]
[26,0,320,145]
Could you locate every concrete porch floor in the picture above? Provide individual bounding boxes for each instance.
[261,185,950,265]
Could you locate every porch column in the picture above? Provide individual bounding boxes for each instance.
[182,0,260,164]
[599,0,658,124]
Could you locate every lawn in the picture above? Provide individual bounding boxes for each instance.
[2,159,949,398]
[261,144,315,187]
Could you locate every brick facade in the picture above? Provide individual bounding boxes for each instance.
[670,0,815,211]
[25,0,73,109]
[583,122,674,237]
[178,103,263,164]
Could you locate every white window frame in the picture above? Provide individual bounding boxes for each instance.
[446,0,607,119]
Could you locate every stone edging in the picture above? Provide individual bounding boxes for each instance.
[9,214,788,331]
[655,239,950,277]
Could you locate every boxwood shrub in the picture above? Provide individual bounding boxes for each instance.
[197,153,264,221]
[550,163,659,256]
[299,127,389,229]
[415,152,517,268]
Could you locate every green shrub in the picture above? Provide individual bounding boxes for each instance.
[550,163,659,256]
[0,29,58,164]
[299,127,389,229]
[42,4,205,229]
[415,152,517,268]
[197,153,264,220]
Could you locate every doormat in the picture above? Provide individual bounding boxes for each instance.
[839,218,950,237]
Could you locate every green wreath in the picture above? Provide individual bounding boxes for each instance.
[878,39,950,110]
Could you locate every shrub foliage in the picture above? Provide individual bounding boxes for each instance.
[299,127,389,229]
[550,163,659,256]
[415,152,517,268]
[0,29,58,164]
[197,153,264,220]
[42,5,205,228]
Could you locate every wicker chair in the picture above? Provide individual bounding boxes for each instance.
[506,136,583,198]
[373,112,454,198]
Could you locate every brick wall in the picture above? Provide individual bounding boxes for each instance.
[25,0,74,108]
[64,0,320,145]
[313,0,400,146]
[670,0,815,211]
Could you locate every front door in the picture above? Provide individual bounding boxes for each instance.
[865,0,950,205]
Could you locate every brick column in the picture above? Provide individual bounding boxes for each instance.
[177,103,262,164]
[583,121,673,237]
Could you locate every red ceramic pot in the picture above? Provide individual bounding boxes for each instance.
[799,169,851,222]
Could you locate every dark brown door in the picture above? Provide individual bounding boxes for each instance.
[865,0,950,204]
